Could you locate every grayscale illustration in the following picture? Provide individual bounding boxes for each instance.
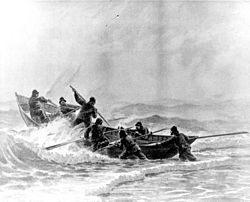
[0,0,249,201]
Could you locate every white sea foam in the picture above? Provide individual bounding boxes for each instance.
[89,157,231,195]
[8,119,118,164]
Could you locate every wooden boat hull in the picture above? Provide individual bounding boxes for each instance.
[15,92,60,127]
[100,135,197,159]
[90,129,197,159]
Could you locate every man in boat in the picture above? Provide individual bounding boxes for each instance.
[163,126,197,161]
[29,89,50,123]
[117,129,147,160]
[59,97,79,117]
[84,118,109,151]
[72,88,97,127]
[134,121,150,139]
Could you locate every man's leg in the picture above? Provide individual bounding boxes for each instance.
[40,111,49,123]
[72,118,83,127]
[92,142,99,152]
[180,148,197,161]
[134,150,147,160]
[119,151,129,159]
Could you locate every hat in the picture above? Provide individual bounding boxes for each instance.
[95,118,103,125]
[119,129,127,138]
[89,97,96,102]
[170,126,178,133]
[135,121,142,127]
[59,97,66,104]
[32,89,39,95]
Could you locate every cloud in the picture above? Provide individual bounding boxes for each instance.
[1,1,250,105]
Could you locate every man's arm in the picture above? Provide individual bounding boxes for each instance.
[74,92,85,105]
[92,107,97,118]
[66,104,80,110]
[119,139,124,150]
[162,135,176,145]
[84,126,92,139]
[38,96,48,103]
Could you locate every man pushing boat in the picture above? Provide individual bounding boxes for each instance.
[116,129,147,160]
[162,126,197,161]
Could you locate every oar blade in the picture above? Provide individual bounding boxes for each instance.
[44,138,82,150]
[45,144,64,150]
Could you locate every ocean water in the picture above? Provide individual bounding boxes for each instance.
[0,102,250,202]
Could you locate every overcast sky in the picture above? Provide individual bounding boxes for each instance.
[1,0,250,105]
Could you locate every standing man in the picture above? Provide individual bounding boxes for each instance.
[71,88,97,127]
[163,126,197,161]
[29,89,50,123]
[84,118,109,151]
[117,129,147,160]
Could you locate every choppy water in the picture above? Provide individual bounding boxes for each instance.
[0,103,250,202]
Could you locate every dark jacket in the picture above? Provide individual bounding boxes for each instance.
[120,135,141,153]
[136,126,149,136]
[74,92,97,124]
[164,133,191,154]
[29,96,47,112]
[85,124,105,142]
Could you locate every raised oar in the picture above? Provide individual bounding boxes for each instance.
[70,85,111,126]
[197,131,249,139]
[44,138,83,150]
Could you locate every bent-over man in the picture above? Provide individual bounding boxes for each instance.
[164,126,197,161]
[117,129,147,160]
[84,118,109,152]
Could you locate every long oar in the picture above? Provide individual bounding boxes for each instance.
[47,99,58,107]
[44,138,83,150]
[70,85,111,126]
[103,126,133,134]
[197,131,248,139]
[62,107,80,117]
[156,131,249,146]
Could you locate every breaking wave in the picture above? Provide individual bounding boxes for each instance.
[5,119,116,166]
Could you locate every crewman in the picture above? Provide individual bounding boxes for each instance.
[71,88,97,127]
[117,129,147,160]
[134,121,150,139]
[59,97,79,117]
[29,89,50,123]
[163,126,197,161]
[84,118,109,151]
